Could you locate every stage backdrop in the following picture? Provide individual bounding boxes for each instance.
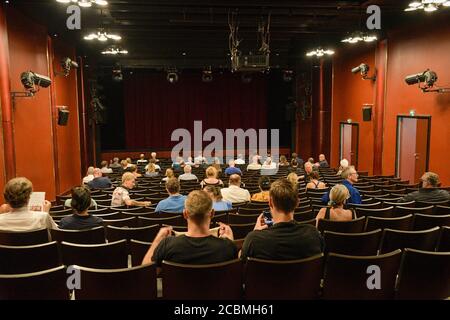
[123,71,268,150]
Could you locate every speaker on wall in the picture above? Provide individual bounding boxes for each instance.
[362,105,372,121]
[57,107,69,126]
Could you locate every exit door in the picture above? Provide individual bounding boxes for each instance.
[396,115,431,184]
[339,122,359,170]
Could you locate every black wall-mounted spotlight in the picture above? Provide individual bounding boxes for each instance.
[404,69,449,93]
[60,57,79,76]
[20,71,52,92]
[351,63,376,81]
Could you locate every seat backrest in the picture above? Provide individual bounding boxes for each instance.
[322,250,402,300]
[61,240,128,269]
[437,226,450,252]
[415,200,450,208]
[138,215,186,227]
[356,206,394,218]
[394,205,433,217]
[238,207,266,215]
[74,264,157,300]
[413,214,450,231]
[162,259,243,300]
[0,241,60,274]
[396,248,450,300]
[365,214,413,232]
[317,216,366,233]
[103,217,137,228]
[434,205,450,216]
[380,227,441,254]
[228,223,255,240]
[106,224,160,242]
[228,213,259,224]
[348,202,382,210]
[0,228,49,246]
[0,266,68,300]
[294,210,315,222]
[130,239,152,266]
[382,200,415,209]
[50,227,106,244]
[244,254,324,300]
[323,229,382,256]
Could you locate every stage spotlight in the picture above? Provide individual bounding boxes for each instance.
[60,57,79,76]
[405,70,437,87]
[351,63,376,81]
[20,71,52,92]
[282,69,294,82]
[167,70,179,84]
[202,68,213,83]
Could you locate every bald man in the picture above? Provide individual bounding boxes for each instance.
[87,168,112,189]
[221,174,251,203]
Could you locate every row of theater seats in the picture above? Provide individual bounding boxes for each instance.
[0,247,448,300]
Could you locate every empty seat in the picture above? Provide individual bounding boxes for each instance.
[394,205,433,217]
[382,200,415,209]
[0,228,49,246]
[294,210,315,222]
[106,225,160,243]
[415,200,450,208]
[365,214,413,232]
[323,229,382,256]
[355,206,394,218]
[437,226,450,252]
[228,223,255,240]
[238,207,266,215]
[322,250,402,300]
[348,202,382,210]
[380,227,441,253]
[413,214,450,230]
[0,241,60,274]
[396,248,450,300]
[244,254,324,299]
[103,217,137,227]
[130,239,152,266]
[138,215,186,227]
[317,216,366,233]
[61,240,128,269]
[73,264,157,300]
[0,266,68,300]
[162,259,243,299]
[434,205,450,215]
[228,213,259,224]
[50,227,106,244]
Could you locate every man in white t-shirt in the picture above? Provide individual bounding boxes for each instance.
[221,174,250,203]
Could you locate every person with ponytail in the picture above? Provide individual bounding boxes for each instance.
[59,186,103,230]
[315,184,356,227]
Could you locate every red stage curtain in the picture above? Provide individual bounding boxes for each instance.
[123,71,267,150]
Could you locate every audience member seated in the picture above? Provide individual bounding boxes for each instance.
[318,154,329,168]
[306,171,327,190]
[129,165,142,178]
[291,152,304,167]
[287,172,299,190]
[204,185,232,211]
[200,166,224,189]
[322,166,362,205]
[247,155,262,171]
[120,160,129,172]
[145,158,161,172]
[304,162,314,182]
[172,156,185,172]
[315,184,355,227]
[111,173,151,207]
[100,160,113,174]
[178,165,198,182]
[0,177,57,231]
[65,197,98,210]
[336,158,349,176]
[137,153,148,164]
[162,168,175,183]
[82,166,95,184]
[109,157,121,168]
[59,186,103,230]
[221,174,251,203]
[278,155,289,167]
[308,157,315,164]
[251,176,271,202]
[290,158,299,169]
[142,190,237,266]
[155,178,187,213]
[150,152,159,163]
[241,179,323,260]
[144,163,160,178]
[194,152,207,165]
[212,157,223,174]
[234,154,245,165]
[225,160,243,176]
[87,168,112,189]
[398,172,450,203]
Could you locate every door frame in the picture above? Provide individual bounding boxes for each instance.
[395,115,431,179]
[339,122,359,170]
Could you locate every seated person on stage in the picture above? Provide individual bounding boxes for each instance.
[204,185,232,211]
[185,156,195,166]
[162,168,175,183]
[234,154,245,165]
[225,160,242,176]
[0,177,57,231]
[318,154,329,168]
[306,171,327,190]
[194,152,207,165]
[247,155,262,171]
[315,184,355,227]
[111,172,151,207]
[100,160,113,174]
[82,166,95,185]
[241,179,323,260]
[221,174,251,203]
[322,166,362,205]
[261,157,277,169]
[398,172,450,203]
[87,168,112,189]
[178,165,198,182]
[200,166,224,189]
[144,163,160,178]
[137,153,148,164]
[155,178,187,213]
[59,186,103,230]
[251,176,271,202]
[142,190,237,267]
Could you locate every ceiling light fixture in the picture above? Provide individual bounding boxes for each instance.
[84,30,121,42]
[306,48,335,57]
[56,0,108,7]
[404,0,450,12]
[101,47,128,55]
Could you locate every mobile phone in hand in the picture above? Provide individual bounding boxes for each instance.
[263,210,273,227]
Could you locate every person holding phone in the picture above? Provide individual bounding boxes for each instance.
[240,178,323,260]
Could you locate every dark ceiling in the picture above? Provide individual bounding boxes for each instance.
[13,0,414,70]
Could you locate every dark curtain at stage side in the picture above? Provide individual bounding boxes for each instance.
[123,72,268,150]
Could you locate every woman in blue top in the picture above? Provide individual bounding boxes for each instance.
[204,185,232,212]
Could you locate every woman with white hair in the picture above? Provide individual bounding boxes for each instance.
[337,159,349,176]
[82,166,95,184]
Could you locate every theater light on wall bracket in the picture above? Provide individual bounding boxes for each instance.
[404,0,450,12]
[84,30,121,42]
[405,69,450,93]
[351,63,377,81]
[56,0,108,7]
[306,48,335,57]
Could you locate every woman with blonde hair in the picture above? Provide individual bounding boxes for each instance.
[204,185,232,211]
[200,166,224,189]
[287,172,299,190]
[144,163,159,177]
[162,168,175,182]
[315,184,355,227]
